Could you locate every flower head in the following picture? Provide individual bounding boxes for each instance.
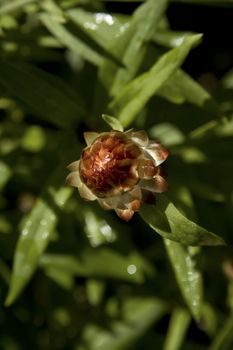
[66,129,169,221]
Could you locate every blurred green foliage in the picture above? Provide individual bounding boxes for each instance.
[0,0,233,349]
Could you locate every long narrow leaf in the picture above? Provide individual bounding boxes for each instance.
[67,9,125,55]
[158,69,220,116]
[0,0,35,16]
[139,195,225,246]
[163,307,191,350]
[164,239,203,321]
[110,35,202,127]
[40,248,154,283]
[99,0,168,96]
[5,135,79,306]
[5,183,72,306]
[40,13,103,66]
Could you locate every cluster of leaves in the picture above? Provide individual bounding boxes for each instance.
[0,0,233,349]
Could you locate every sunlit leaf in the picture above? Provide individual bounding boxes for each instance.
[158,69,219,116]
[0,0,36,16]
[139,195,225,246]
[40,13,103,66]
[102,114,123,131]
[153,30,195,48]
[5,184,72,306]
[164,239,203,321]
[99,0,168,96]
[110,35,203,127]
[67,8,126,55]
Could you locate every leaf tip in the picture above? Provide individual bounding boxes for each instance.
[102,114,124,132]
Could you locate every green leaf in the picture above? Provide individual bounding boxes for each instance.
[100,0,168,96]
[21,126,46,152]
[86,279,105,306]
[163,307,191,350]
[158,69,219,116]
[0,160,12,191]
[5,162,73,306]
[67,9,125,56]
[44,267,74,290]
[102,114,123,131]
[40,13,103,66]
[0,0,36,16]
[110,34,203,128]
[39,248,155,284]
[153,30,195,49]
[0,60,84,129]
[164,240,203,321]
[210,313,233,350]
[40,0,64,19]
[139,195,225,246]
[82,297,167,350]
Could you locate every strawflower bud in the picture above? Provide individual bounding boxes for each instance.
[66,130,169,221]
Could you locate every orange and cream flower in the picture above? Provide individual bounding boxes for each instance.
[66,130,169,221]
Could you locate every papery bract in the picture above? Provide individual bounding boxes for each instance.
[66,130,169,221]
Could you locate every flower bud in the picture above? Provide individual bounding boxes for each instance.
[66,130,169,221]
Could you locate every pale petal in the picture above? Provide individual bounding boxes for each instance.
[115,208,134,221]
[145,142,169,166]
[78,182,97,201]
[117,186,142,211]
[137,159,158,179]
[125,198,141,211]
[67,160,80,172]
[124,129,134,135]
[140,176,168,193]
[131,130,149,147]
[97,199,112,210]
[65,171,81,188]
[100,195,126,210]
[66,170,96,201]
[99,187,141,212]
[83,132,99,146]
[128,185,142,199]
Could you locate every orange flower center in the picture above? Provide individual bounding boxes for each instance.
[79,132,141,197]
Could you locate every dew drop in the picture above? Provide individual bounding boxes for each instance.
[127,264,137,275]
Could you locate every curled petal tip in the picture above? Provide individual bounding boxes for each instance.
[67,160,80,171]
[115,208,134,222]
[137,159,158,179]
[78,183,96,201]
[140,175,169,194]
[65,171,80,188]
[131,130,149,146]
[83,132,99,146]
[125,197,141,211]
[146,142,169,166]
